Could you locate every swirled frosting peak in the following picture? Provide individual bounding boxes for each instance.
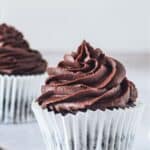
[37,41,138,114]
[0,23,47,75]
[0,23,29,48]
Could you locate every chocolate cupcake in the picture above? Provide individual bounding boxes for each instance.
[32,41,143,150]
[0,23,47,123]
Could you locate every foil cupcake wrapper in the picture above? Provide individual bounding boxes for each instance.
[32,102,144,150]
[0,74,46,124]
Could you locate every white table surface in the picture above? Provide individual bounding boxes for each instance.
[0,52,149,150]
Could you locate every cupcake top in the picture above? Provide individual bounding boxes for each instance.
[0,23,47,75]
[0,23,29,48]
[37,41,137,114]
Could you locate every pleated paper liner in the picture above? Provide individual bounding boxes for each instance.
[32,102,144,150]
[0,74,46,124]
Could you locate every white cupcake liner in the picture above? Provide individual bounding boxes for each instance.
[0,74,46,124]
[32,102,144,150]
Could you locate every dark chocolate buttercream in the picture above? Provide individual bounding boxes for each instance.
[37,41,137,114]
[0,23,29,48]
[0,23,47,75]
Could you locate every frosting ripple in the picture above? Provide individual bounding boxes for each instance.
[0,23,47,75]
[0,47,47,75]
[0,23,29,48]
[37,41,138,114]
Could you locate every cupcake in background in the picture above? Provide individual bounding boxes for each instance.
[0,23,47,123]
[32,40,144,150]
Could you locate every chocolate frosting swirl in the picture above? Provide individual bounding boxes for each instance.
[0,23,29,48]
[0,23,47,75]
[37,41,137,114]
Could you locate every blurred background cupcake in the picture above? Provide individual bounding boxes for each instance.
[32,41,144,150]
[0,23,47,124]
